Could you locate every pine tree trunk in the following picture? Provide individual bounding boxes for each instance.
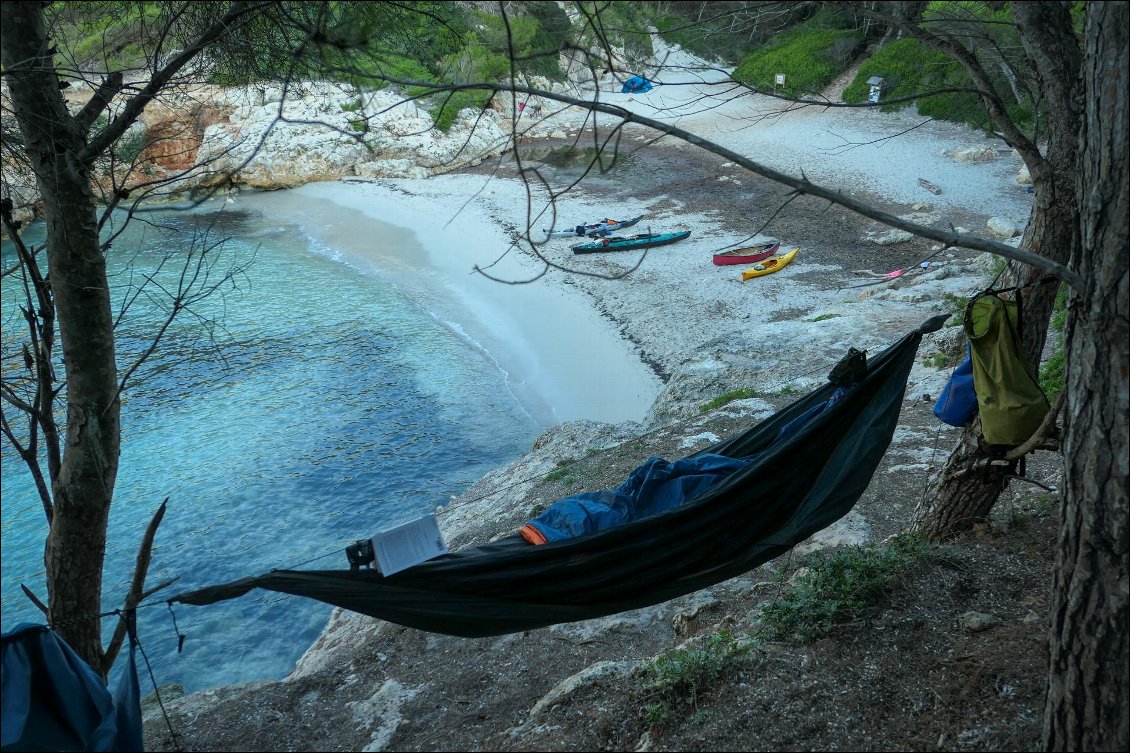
[1043,2,1129,748]
[912,3,1081,541]
[0,2,120,672]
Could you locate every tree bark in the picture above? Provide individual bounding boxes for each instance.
[1,1,121,670]
[913,1,1082,540]
[1043,2,1129,749]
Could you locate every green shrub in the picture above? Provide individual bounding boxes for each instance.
[653,11,755,66]
[522,1,571,80]
[641,629,755,718]
[941,291,969,327]
[921,351,957,369]
[572,1,653,63]
[115,129,147,162]
[643,702,678,731]
[844,3,1036,133]
[1039,283,1069,401]
[329,53,436,95]
[734,27,864,97]
[757,534,934,643]
[428,88,493,131]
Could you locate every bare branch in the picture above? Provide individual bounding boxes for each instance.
[409,79,1082,288]
[1005,391,1066,461]
[20,584,49,616]
[74,70,124,135]
[102,497,169,674]
[82,1,267,161]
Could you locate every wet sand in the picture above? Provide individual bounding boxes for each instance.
[236,184,662,427]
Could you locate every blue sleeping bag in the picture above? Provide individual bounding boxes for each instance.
[1,623,143,752]
[523,387,852,543]
[526,453,748,543]
[933,342,978,427]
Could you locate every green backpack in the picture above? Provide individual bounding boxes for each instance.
[964,294,1050,446]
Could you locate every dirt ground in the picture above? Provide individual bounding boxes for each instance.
[142,140,1060,752]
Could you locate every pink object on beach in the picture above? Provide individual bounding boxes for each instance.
[886,269,904,279]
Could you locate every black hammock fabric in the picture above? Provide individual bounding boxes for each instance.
[172,315,947,638]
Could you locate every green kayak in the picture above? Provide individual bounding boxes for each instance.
[572,230,691,254]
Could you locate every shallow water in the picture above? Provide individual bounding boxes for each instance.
[0,201,544,691]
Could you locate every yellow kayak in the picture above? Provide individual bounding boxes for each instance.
[741,247,798,281]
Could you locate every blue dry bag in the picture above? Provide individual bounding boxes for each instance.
[933,342,978,427]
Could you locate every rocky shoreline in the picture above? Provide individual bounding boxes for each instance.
[6,49,1053,751]
[137,109,1032,751]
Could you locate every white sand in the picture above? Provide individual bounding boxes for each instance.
[237,184,663,426]
[237,44,1032,428]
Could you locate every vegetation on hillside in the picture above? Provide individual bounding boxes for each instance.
[843,3,1037,132]
[651,5,786,66]
[40,1,1051,135]
[731,9,865,97]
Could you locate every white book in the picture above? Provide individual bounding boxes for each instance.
[371,514,447,576]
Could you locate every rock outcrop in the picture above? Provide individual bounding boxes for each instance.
[5,76,585,219]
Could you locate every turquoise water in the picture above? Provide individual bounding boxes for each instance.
[0,202,542,691]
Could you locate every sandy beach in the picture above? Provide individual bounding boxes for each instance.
[230,42,1032,435]
[236,184,664,426]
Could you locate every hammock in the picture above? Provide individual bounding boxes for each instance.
[172,315,946,637]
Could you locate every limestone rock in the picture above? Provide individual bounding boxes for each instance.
[959,611,999,632]
[986,216,1020,238]
[952,146,997,162]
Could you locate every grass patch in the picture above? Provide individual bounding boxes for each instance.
[921,352,957,369]
[542,467,570,483]
[733,13,864,98]
[1039,347,1064,401]
[640,629,757,729]
[941,292,970,327]
[757,533,935,643]
[1039,283,1069,401]
[700,387,760,412]
[810,313,841,322]
[699,385,797,413]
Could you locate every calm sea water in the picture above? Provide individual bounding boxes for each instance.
[0,201,543,691]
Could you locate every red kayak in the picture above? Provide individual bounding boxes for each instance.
[712,240,781,266]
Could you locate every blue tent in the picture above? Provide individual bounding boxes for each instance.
[2,623,143,752]
[621,75,653,93]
